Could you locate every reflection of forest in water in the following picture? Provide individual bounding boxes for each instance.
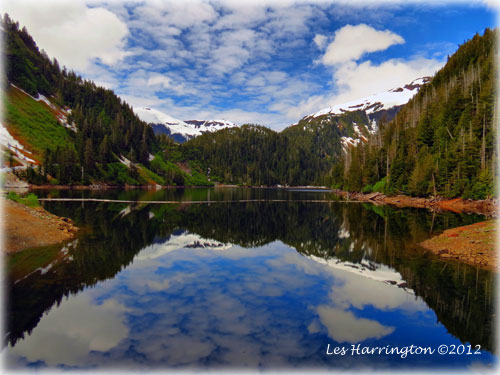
[6,189,494,353]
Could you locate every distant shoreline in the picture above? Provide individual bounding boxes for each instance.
[332,189,497,217]
[11,184,499,216]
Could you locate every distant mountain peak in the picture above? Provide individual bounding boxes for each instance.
[134,107,238,143]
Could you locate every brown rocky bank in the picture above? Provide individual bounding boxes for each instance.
[418,220,497,271]
[2,198,78,253]
[332,190,497,216]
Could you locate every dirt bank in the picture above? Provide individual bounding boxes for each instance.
[418,220,497,271]
[332,190,497,216]
[2,198,78,253]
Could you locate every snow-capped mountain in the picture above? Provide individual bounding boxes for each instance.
[307,77,431,119]
[294,77,431,153]
[134,107,238,143]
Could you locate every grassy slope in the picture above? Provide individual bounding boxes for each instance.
[3,86,74,160]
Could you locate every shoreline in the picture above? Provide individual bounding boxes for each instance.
[5,181,497,216]
[418,220,497,271]
[2,198,78,253]
[331,190,497,217]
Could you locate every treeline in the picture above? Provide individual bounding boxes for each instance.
[339,29,496,199]
[180,119,346,186]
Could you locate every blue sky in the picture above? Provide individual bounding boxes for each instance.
[3,1,498,130]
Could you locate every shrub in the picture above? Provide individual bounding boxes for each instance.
[361,184,373,193]
[7,191,39,206]
[24,193,39,207]
[372,177,387,193]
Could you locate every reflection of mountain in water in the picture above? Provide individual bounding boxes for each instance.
[6,197,494,352]
[308,255,412,292]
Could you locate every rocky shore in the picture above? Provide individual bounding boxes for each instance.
[332,190,497,216]
[418,220,497,271]
[2,198,78,253]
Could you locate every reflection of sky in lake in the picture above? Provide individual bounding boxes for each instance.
[7,231,496,371]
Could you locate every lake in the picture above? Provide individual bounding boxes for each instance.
[4,188,496,371]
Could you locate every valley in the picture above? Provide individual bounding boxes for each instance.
[0,5,497,373]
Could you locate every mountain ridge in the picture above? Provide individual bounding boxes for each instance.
[134,106,238,143]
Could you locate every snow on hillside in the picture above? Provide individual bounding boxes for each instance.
[307,254,413,294]
[299,77,431,153]
[11,84,76,132]
[307,77,431,119]
[0,122,36,165]
[134,107,238,141]
[134,107,189,129]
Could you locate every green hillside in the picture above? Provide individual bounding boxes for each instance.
[3,85,74,159]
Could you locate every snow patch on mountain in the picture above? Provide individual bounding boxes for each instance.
[134,107,238,142]
[307,77,431,119]
[11,84,76,132]
[134,107,190,130]
[308,254,413,294]
[0,122,36,165]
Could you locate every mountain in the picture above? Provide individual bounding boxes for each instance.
[2,13,494,197]
[134,107,238,143]
[305,77,430,120]
[292,77,431,153]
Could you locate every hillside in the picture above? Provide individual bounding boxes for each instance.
[339,29,496,199]
[294,77,430,153]
[179,79,429,186]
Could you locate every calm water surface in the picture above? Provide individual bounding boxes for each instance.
[4,188,496,371]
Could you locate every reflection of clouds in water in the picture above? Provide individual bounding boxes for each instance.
[92,242,326,368]
[9,292,129,367]
[7,235,430,369]
[301,252,427,343]
[316,306,394,343]
[275,245,427,343]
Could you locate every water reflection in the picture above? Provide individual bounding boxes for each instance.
[4,189,496,370]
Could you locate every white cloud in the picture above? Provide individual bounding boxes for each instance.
[132,0,218,30]
[482,0,500,9]
[3,1,453,129]
[280,22,445,120]
[313,33,328,49]
[331,56,443,104]
[316,305,394,343]
[10,292,129,366]
[321,23,404,65]
[2,0,129,70]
